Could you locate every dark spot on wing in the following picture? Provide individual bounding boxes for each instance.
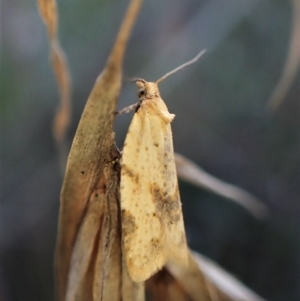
[121,165,140,184]
[149,182,181,224]
[150,238,161,251]
[122,210,137,243]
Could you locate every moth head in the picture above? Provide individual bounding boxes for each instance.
[134,79,160,100]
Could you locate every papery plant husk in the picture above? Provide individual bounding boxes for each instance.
[40,0,144,300]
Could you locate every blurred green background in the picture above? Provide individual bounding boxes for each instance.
[1,0,299,300]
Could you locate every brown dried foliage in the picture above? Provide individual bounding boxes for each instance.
[38,0,268,301]
[267,0,300,110]
[37,0,71,170]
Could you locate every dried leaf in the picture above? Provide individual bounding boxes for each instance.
[166,251,220,301]
[164,250,267,301]
[175,153,268,219]
[122,260,145,301]
[267,0,300,110]
[146,268,189,301]
[65,168,121,301]
[191,251,267,301]
[92,167,122,301]
[66,185,105,301]
[54,0,143,300]
[37,0,72,170]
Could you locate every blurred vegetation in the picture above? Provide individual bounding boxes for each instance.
[1,0,299,301]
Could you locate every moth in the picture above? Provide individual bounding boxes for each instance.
[120,50,206,282]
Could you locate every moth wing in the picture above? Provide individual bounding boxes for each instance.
[121,97,188,282]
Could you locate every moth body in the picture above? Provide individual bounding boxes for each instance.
[120,79,189,282]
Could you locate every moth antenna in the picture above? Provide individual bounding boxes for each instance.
[155,49,207,85]
[124,76,134,82]
[129,77,145,83]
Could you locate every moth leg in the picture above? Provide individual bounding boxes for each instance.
[115,103,139,115]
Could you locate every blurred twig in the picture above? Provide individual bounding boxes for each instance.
[37,0,72,172]
[267,0,300,110]
[175,153,268,219]
[147,249,267,301]
[191,251,267,301]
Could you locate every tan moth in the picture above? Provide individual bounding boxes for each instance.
[120,50,206,282]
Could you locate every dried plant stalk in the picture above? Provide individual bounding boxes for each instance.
[175,153,268,219]
[37,0,71,169]
[147,250,267,301]
[53,0,143,300]
[191,252,267,301]
[267,0,300,110]
[66,186,105,301]
[91,167,122,301]
[146,269,192,301]
[166,251,227,301]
